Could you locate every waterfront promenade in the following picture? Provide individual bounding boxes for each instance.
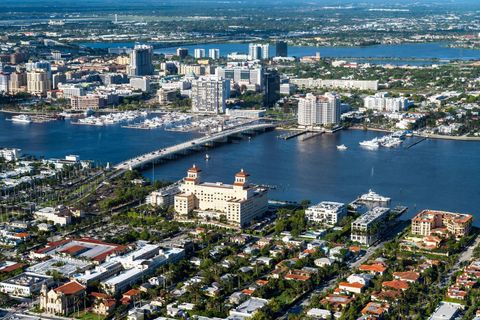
[115,122,275,171]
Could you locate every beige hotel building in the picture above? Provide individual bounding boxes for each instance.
[174,165,268,227]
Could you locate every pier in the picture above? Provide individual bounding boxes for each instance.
[405,137,427,149]
[277,130,308,140]
[114,123,275,171]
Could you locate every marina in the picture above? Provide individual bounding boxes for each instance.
[73,111,148,126]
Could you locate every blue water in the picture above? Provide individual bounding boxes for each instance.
[1,113,479,223]
[79,41,480,65]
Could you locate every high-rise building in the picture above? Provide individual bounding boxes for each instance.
[8,71,27,94]
[27,70,51,96]
[297,92,341,126]
[52,73,67,90]
[208,48,220,60]
[215,66,263,91]
[0,73,9,93]
[191,76,230,114]
[263,71,280,107]
[275,41,288,57]
[194,49,206,59]
[248,43,269,60]
[176,48,189,59]
[127,45,154,77]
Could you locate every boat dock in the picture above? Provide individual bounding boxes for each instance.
[404,137,427,149]
[301,131,324,141]
[277,130,308,140]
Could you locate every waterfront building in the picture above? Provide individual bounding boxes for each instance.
[58,83,85,99]
[209,48,220,60]
[27,70,51,96]
[411,210,473,239]
[364,92,412,112]
[174,166,268,227]
[275,41,288,57]
[70,95,106,110]
[39,281,86,316]
[215,66,263,91]
[191,76,230,114]
[351,207,391,246]
[263,71,280,107]
[305,201,347,226]
[8,71,27,94]
[127,45,154,77]
[194,48,206,59]
[297,92,341,126]
[176,48,189,59]
[225,108,266,119]
[0,148,21,161]
[249,43,269,60]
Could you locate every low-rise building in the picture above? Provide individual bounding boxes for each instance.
[351,207,390,246]
[411,210,473,239]
[33,206,83,226]
[229,297,269,318]
[0,272,53,297]
[305,201,347,226]
[39,281,86,316]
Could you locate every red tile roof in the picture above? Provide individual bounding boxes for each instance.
[382,280,409,291]
[54,281,85,295]
[0,263,25,273]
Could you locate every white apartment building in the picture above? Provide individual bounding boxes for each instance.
[191,76,230,114]
[364,92,411,112]
[209,48,220,60]
[0,272,53,297]
[174,166,268,227]
[350,207,390,246]
[58,83,85,99]
[249,43,269,60]
[0,148,21,161]
[297,92,341,126]
[305,201,347,226]
[194,48,206,59]
[34,206,83,226]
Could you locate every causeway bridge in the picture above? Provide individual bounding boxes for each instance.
[114,123,275,171]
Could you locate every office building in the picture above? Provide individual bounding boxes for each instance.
[263,71,280,107]
[351,207,390,246]
[191,76,230,114]
[27,70,51,96]
[276,41,288,57]
[411,210,473,239]
[194,48,206,59]
[297,92,341,126]
[209,48,220,60]
[176,48,189,59]
[0,272,53,297]
[174,166,268,227]
[364,92,411,112]
[305,201,347,226]
[249,43,269,60]
[127,44,154,77]
[215,66,263,91]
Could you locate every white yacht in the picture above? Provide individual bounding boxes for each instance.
[359,189,391,204]
[359,139,379,150]
[11,114,32,124]
[337,144,348,151]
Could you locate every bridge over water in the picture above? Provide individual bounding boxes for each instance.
[114,123,275,171]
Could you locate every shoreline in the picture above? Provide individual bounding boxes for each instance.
[348,126,480,141]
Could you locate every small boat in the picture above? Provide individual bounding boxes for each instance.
[337,144,348,151]
[205,154,210,161]
[11,114,32,124]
